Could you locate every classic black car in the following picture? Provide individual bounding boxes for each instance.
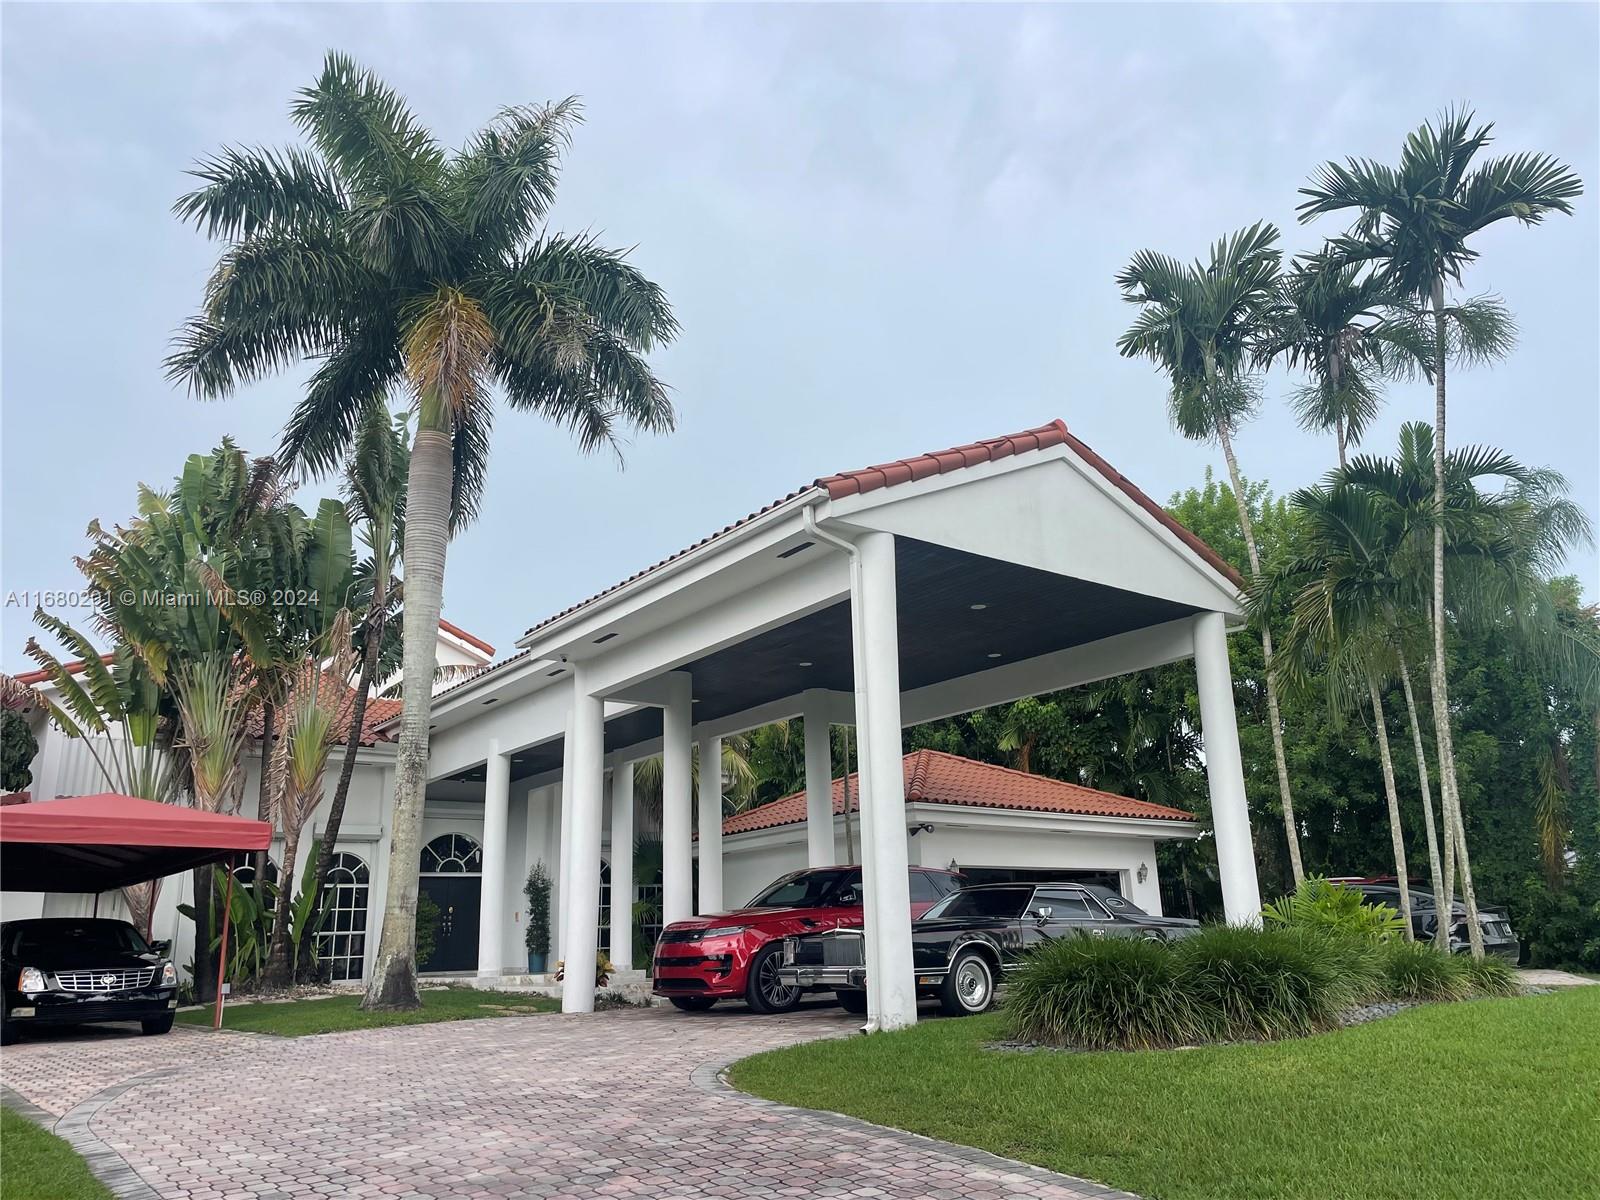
[1,917,180,1044]
[778,882,1200,1016]
[1335,879,1521,962]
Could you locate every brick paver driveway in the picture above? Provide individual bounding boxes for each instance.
[2,1003,1131,1200]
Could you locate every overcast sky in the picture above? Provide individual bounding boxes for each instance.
[3,2,1596,672]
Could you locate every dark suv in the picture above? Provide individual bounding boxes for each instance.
[2,918,180,1043]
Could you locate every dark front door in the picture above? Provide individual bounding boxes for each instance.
[419,876,481,972]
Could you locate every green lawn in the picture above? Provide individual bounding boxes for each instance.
[176,986,558,1036]
[0,1108,112,1200]
[730,988,1600,1200]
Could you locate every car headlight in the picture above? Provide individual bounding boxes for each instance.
[18,967,45,992]
[698,925,749,939]
[160,962,178,987]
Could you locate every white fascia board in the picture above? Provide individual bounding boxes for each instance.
[824,443,1244,619]
[512,490,825,657]
[423,653,564,729]
[906,803,1200,841]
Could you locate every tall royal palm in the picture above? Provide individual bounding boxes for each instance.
[1298,109,1580,955]
[167,53,679,1008]
[1117,222,1306,885]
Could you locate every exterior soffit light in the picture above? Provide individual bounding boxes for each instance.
[987,652,1003,659]
[969,603,988,611]
[797,661,813,668]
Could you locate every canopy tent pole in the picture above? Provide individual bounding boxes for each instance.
[213,862,234,1031]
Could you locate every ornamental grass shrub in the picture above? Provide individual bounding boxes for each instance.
[1378,939,1471,1001]
[1003,934,1209,1051]
[1003,926,1520,1051]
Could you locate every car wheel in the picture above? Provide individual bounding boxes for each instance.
[745,943,802,1014]
[835,989,868,1015]
[938,948,996,1017]
[140,1015,175,1036]
[668,996,717,1013]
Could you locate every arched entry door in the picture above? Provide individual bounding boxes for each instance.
[418,833,482,972]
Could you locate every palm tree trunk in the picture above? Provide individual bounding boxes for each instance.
[1334,416,1347,469]
[262,817,302,989]
[362,419,451,1011]
[308,585,386,928]
[252,699,274,888]
[1216,421,1305,884]
[1398,660,1449,945]
[1366,675,1413,939]
[1427,279,1485,958]
[192,865,216,1003]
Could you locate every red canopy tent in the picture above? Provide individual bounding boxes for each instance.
[0,793,273,1028]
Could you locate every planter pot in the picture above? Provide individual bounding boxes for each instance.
[527,951,548,975]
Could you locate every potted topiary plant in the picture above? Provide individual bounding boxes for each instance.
[523,862,551,974]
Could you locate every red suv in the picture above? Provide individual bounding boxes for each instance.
[653,865,963,1013]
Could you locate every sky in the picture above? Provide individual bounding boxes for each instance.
[3,2,1596,672]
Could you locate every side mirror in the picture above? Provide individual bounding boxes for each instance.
[1032,907,1053,922]
[150,939,172,957]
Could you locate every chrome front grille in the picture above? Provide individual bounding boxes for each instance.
[53,968,158,993]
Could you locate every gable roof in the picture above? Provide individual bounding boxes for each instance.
[243,677,402,747]
[522,418,1240,642]
[722,748,1195,836]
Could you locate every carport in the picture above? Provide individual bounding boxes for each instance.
[0,792,273,1027]
[417,419,1263,1030]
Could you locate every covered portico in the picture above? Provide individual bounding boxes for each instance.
[418,420,1261,1029]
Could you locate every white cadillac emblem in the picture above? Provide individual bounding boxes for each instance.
[99,974,117,989]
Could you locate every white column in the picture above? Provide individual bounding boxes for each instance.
[855,531,917,1031]
[477,742,511,979]
[609,761,635,972]
[661,672,694,926]
[1192,611,1263,925]
[697,735,724,914]
[555,714,575,961]
[802,690,836,867]
[561,673,606,1013]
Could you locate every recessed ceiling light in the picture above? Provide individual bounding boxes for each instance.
[481,697,498,705]
[797,661,813,668]
[970,603,988,611]
[987,652,1003,659]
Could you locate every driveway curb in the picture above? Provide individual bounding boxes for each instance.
[4,1069,173,1200]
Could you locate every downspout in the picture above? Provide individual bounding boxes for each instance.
[803,505,881,1034]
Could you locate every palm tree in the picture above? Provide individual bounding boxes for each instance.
[166,54,679,1009]
[1259,260,1428,466]
[305,401,409,930]
[1298,109,1582,955]
[1117,222,1307,884]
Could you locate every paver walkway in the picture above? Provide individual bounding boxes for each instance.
[1,1003,1133,1200]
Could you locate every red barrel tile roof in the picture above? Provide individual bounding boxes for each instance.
[722,748,1195,836]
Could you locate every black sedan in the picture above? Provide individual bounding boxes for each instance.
[1338,880,1521,961]
[777,882,1199,1016]
[2,917,180,1044]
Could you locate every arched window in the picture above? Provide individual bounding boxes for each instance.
[232,859,280,911]
[420,833,482,874]
[317,853,370,982]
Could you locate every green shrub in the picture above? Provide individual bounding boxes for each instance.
[415,893,441,969]
[1005,935,1210,1051]
[1462,955,1522,998]
[1378,940,1470,1001]
[1173,926,1352,1041]
[1262,878,1407,941]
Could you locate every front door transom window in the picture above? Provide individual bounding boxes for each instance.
[420,833,482,874]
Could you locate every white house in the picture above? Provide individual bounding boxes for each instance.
[716,748,1200,914]
[5,418,1263,1031]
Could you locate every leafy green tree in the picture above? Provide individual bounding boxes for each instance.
[1117,223,1306,883]
[0,711,37,793]
[1299,108,1582,955]
[167,54,679,1010]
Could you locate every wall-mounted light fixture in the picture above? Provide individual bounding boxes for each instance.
[1137,862,1149,885]
[907,822,935,836]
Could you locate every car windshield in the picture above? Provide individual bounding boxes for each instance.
[747,868,860,908]
[924,886,1033,921]
[6,919,150,959]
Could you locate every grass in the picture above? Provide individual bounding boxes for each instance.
[0,1108,112,1200]
[175,986,558,1036]
[729,988,1600,1200]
